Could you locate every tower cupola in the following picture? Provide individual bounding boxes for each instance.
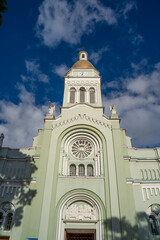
[63,51,102,108]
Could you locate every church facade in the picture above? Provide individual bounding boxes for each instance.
[0,51,160,240]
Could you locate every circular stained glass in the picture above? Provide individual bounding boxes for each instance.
[71,139,92,159]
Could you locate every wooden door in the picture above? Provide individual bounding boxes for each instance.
[65,229,96,240]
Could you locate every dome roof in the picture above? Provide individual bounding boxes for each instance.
[72,60,95,69]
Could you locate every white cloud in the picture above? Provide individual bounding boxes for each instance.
[131,58,148,72]
[126,66,160,96]
[122,1,137,19]
[0,85,59,148]
[102,62,160,147]
[90,46,109,64]
[21,60,50,83]
[36,0,117,47]
[131,33,144,45]
[53,64,69,77]
[102,80,120,91]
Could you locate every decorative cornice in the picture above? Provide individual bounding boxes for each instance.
[65,79,100,85]
[126,178,160,184]
[0,178,36,184]
[124,156,160,162]
[0,157,32,161]
[58,176,104,180]
[52,114,112,130]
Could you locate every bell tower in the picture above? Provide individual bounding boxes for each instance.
[62,51,102,108]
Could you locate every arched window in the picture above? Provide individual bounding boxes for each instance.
[79,164,85,176]
[144,169,148,179]
[0,202,15,231]
[89,88,95,103]
[147,204,160,235]
[149,215,159,235]
[5,213,13,231]
[152,169,156,180]
[70,88,76,103]
[82,54,85,58]
[80,87,85,103]
[87,165,93,176]
[70,164,76,176]
[140,169,144,179]
[0,212,3,228]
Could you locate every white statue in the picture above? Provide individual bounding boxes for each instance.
[110,104,117,115]
[49,104,55,115]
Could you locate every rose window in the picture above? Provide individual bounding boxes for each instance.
[71,139,92,159]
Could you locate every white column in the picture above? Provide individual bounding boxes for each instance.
[76,88,79,103]
[86,87,89,103]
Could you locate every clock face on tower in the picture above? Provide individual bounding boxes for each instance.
[78,72,87,76]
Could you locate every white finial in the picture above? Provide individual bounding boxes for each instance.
[49,104,55,115]
[110,105,117,115]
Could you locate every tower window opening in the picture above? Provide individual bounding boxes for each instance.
[70,88,76,103]
[80,87,85,103]
[79,164,85,176]
[87,164,93,176]
[82,54,85,58]
[89,88,95,103]
[70,164,76,176]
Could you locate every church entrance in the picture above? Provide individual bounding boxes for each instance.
[0,238,10,240]
[65,229,96,240]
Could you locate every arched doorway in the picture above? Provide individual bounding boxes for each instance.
[57,192,105,240]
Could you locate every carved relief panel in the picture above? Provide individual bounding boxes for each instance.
[64,201,97,221]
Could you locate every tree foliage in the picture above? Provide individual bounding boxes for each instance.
[0,0,7,26]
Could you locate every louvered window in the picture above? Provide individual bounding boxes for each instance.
[87,165,93,176]
[70,165,76,176]
[80,87,85,103]
[79,164,85,176]
[70,88,76,103]
[89,88,95,103]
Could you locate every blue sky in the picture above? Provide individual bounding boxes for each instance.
[0,0,160,148]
